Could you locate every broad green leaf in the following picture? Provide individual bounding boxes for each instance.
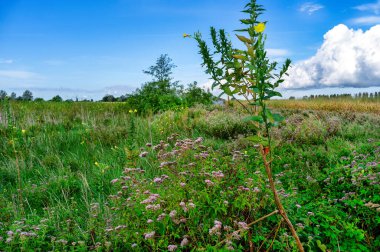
[272,113,284,122]
[245,135,268,146]
[243,115,263,123]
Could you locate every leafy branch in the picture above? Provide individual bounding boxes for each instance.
[186,0,304,250]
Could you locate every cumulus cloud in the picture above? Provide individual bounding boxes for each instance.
[351,16,380,25]
[355,0,380,14]
[299,2,324,15]
[283,24,380,89]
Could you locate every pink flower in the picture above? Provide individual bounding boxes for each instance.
[144,231,155,240]
[153,177,163,183]
[180,237,189,247]
[237,222,249,230]
[139,151,148,157]
[188,202,195,209]
[169,210,177,218]
[205,179,214,186]
[168,245,178,251]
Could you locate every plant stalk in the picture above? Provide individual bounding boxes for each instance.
[260,145,304,252]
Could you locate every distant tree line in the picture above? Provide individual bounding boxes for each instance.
[288,91,380,100]
[0,54,216,114]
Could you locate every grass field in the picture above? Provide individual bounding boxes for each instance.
[0,100,379,251]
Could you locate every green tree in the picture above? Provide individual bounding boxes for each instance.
[22,90,33,101]
[0,90,7,100]
[10,92,17,100]
[183,81,214,106]
[126,54,182,113]
[143,54,176,82]
[34,97,45,102]
[50,95,63,102]
[102,94,116,102]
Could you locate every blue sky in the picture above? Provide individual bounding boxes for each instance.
[0,0,379,99]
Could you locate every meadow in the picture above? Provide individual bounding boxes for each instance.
[0,99,379,251]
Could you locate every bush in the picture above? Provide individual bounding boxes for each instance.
[196,110,254,139]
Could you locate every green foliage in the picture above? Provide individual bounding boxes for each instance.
[50,95,63,102]
[196,110,254,139]
[0,102,379,251]
[183,81,214,107]
[21,90,33,101]
[143,54,176,82]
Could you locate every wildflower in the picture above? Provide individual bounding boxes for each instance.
[231,231,241,240]
[254,22,266,33]
[188,202,196,209]
[168,245,178,251]
[94,162,99,167]
[180,182,186,187]
[144,231,155,240]
[153,177,163,183]
[212,171,225,179]
[147,219,154,224]
[145,204,161,211]
[180,201,188,212]
[237,221,249,230]
[139,151,148,158]
[180,237,189,247]
[21,129,26,134]
[157,213,167,221]
[205,179,214,186]
[110,179,119,184]
[129,109,133,113]
[169,210,177,218]
[183,33,190,38]
[134,109,137,113]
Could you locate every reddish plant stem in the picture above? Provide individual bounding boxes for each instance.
[260,145,304,252]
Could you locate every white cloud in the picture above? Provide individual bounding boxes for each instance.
[0,70,38,79]
[350,16,380,25]
[266,49,290,57]
[284,24,380,89]
[299,2,324,15]
[0,59,13,64]
[355,0,380,14]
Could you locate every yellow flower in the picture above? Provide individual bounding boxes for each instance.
[21,129,26,134]
[129,110,133,113]
[254,23,266,33]
[183,33,190,38]
[95,162,99,167]
[134,109,137,113]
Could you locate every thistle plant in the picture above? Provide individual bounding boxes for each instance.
[186,0,304,250]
